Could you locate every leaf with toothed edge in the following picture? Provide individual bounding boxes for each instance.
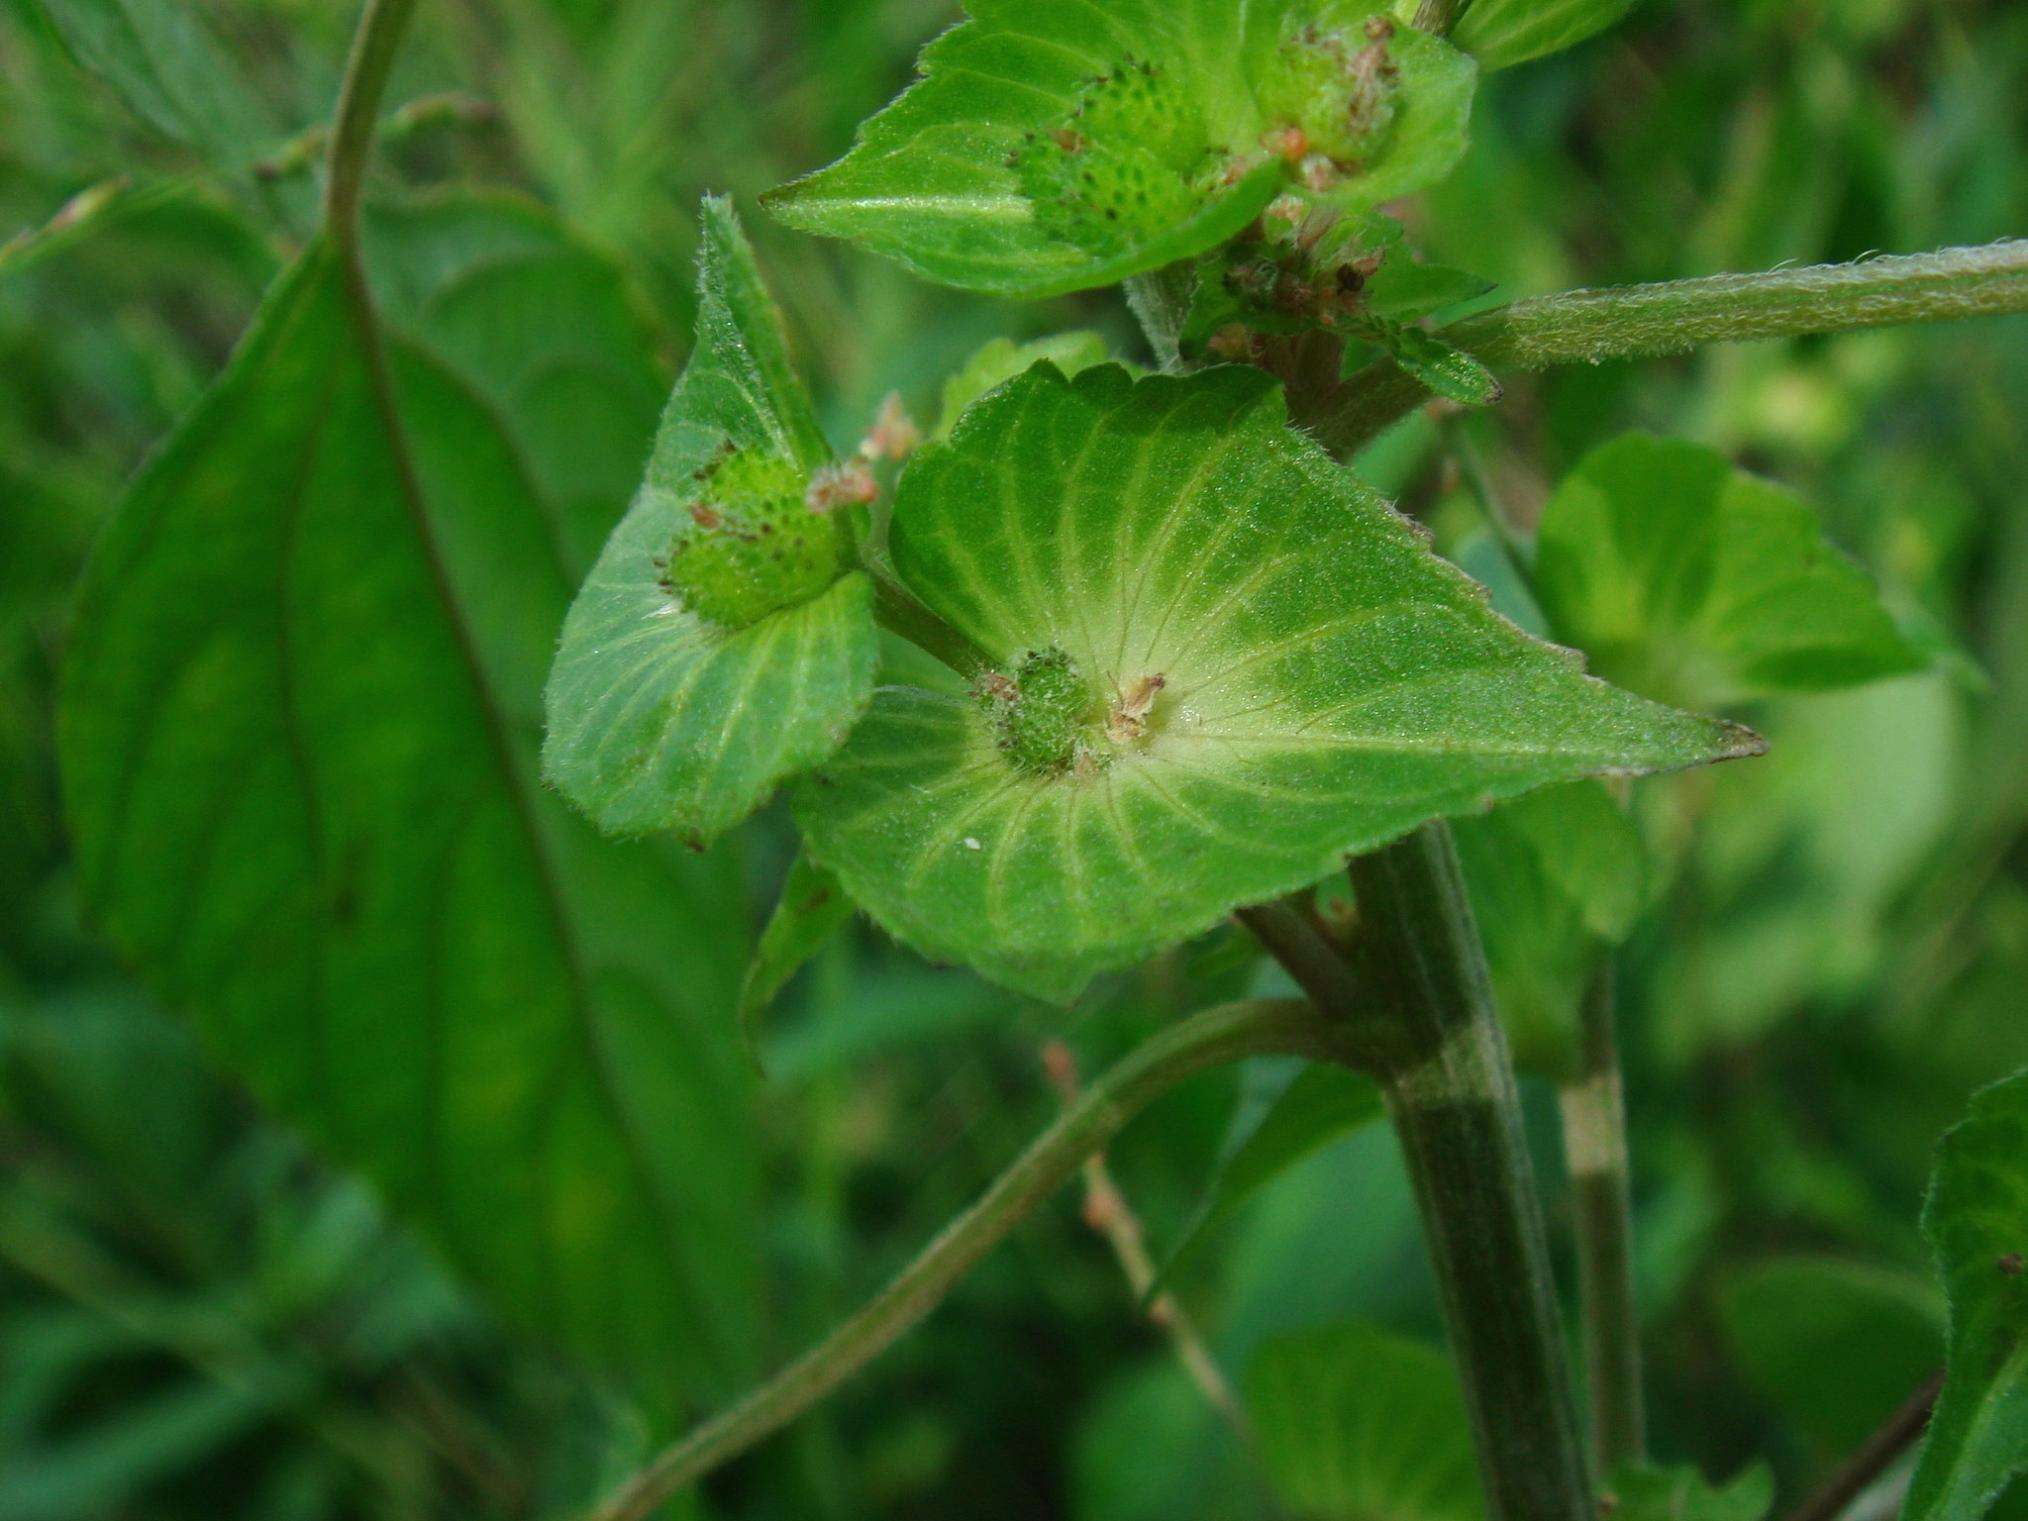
[794,362,1760,1002]
[543,197,879,847]
[762,0,1476,299]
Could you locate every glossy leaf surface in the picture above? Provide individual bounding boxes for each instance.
[765,0,1476,298]
[543,198,878,846]
[59,213,763,1414]
[797,362,1758,1000]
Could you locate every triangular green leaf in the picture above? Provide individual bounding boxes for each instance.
[1905,1068,2028,1521]
[1533,434,1925,710]
[58,205,765,1413]
[796,363,1758,1000]
[1354,319,1502,404]
[1454,0,1640,71]
[1248,1321,1483,1521]
[737,848,856,1068]
[1604,1463,1774,1521]
[764,1,1475,299]
[543,198,878,846]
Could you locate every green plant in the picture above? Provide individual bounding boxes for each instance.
[24,0,2028,1519]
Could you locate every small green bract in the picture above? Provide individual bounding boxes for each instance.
[658,446,852,630]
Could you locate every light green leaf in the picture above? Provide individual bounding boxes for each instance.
[796,363,1758,1001]
[1717,1257,1943,1455]
[738,849,856,1065]
[1356,319,1502,405]
[543,197,879,847]
[1533,434,1925,710]
[1905,1068,2028,1521]
[59,212,764,1414]
[1159,1063,1383,1284]
[1363,256,1497,322]
[1454,0,1640,71]
[30,0,276,160]
[936,331,1113,439]
[1604,1463,1774,1521]
[764,1,1475,298]
[1452,780,1647,1072]
[1248,1321,1483,1521]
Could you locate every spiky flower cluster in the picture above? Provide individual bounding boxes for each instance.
[1253,15,1405,181]
[657,445,854,630]
[975,649,1170,779]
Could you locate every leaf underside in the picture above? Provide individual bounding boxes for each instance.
[59,206,764,1416]
[764,0,1476,298]
[1905,1068,2028,1521]
[543,197,878,846]
[796,363,1758,1001]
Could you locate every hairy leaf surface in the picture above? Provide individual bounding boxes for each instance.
[796,363,1758,1000]
[764,0,1475,298]
[59,210,764,1414]
[1248,1321,1482,1521]
[543,198,878,845]
[1534,434,1922,710]
[1906,1069,2028,1521]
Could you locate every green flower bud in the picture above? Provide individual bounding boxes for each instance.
[658,447,855,630]
[974,647,1106,777]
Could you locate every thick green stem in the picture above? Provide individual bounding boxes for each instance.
[1349,824,1594,1521]
[585,998,1366,1521]
[1559,955,1645,1476]
[1235,901,1366,1026]
[869,573,992,678]
[1309,241,2028,454]
[323,0,419,245]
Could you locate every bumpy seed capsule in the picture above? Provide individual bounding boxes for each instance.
[658,446,854,630]
[974,646,1106,777]
[1252,14,1404,169]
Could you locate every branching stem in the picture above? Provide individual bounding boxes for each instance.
[1309,241,2028,454]
[1348,824,1594,1521]
[584,998,1369,1521]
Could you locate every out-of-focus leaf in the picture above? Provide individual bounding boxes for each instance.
[1453,780,1647,1072]
[29,0,277,161]
[1603,1462,1773,1521]
[1157,1063,1382,1286]
[1716,1256,1943,1454]
[1905,1068,2028,1521]
[934,331,1111,438]
[764,0,1475,298]
[59,206,764,1415]
[1454,0,1640,71]
[797,362,1756,1001]
[1073,1359,1254,1521]
[1533,434,1924,710]
[543,197,878,847]
[1363,257,1496,322]
[1247,1321,1482,1521]
[738,849,855,1064]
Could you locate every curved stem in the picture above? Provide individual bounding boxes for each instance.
[1559,955,1645,1475]
[1309,240,2028,454]
[1235,901,1366,1028]
[323,0,420,245]
[1349,823,1595,1521]
[585,998,1363,1521]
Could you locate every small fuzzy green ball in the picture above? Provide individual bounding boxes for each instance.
[975,647,1102,777]
[660,448,852,630]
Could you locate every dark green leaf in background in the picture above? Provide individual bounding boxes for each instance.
[1533,434,1924,711]
[543,198,879,847]
[1247,1320,1482,1521]
[1603,1462,1773,1521]
[58,205,764,1416]
[797,362,1756,1000]
[1906,1068,2028,1521]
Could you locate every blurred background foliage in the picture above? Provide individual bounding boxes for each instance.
[1,0,2024,1516]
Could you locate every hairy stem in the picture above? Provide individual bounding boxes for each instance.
[324,0,420,244]
[1236,901,1366,1026]
[585,998,1363,1521]
[1559,955,1645,1475]
[1309,241,2028,454]
[1412,0,1472,36]
[1349,824,1594,1521]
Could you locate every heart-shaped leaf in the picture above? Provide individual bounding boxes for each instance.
[764,0,1476,299]
[1533,434,1924,710]
[795,362,1759,1000]
[544,198,879,846]
[1905,1067,2028,1521]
